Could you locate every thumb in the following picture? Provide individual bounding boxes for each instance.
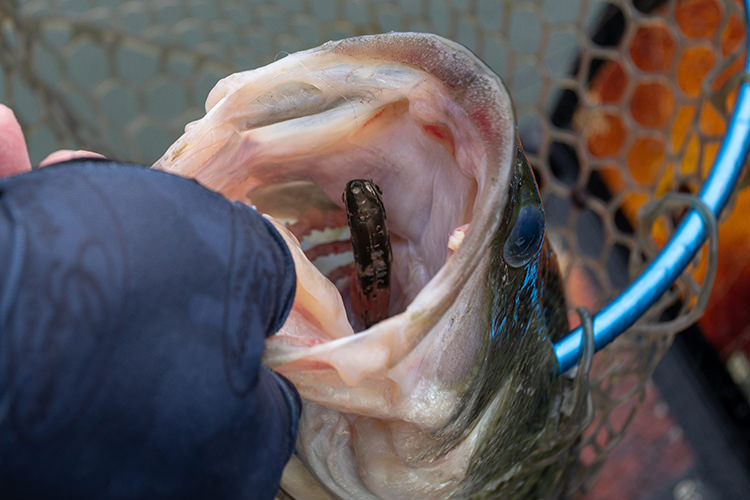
[0,104,32,178]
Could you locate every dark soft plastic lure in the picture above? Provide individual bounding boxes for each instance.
[343,179,392,328]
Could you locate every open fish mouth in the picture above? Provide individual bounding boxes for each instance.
[155,32,515,383]
[155,33,573,499]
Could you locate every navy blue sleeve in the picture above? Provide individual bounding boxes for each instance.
[0,160,299,499]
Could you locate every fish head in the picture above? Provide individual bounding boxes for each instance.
[155,33,572,499]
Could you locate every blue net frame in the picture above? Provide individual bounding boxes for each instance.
[554,1,750,374]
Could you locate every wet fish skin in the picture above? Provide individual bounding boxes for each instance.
[454,150,571,498]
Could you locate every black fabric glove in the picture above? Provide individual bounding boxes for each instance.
[0,160,299,499]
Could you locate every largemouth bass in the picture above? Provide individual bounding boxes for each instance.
[154,33,582,499]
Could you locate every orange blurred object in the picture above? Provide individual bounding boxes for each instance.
[674,0,722,39]
[586,2,750,359]
[630,81,675,128]
[586,112,626,157]
[629,25,675,73]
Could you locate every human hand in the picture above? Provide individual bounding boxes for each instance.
[0,104,105,177]
[0,105,299,499]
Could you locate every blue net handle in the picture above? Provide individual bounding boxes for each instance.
[553,2,750,374]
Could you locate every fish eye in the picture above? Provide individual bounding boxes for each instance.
[504,205,545,268]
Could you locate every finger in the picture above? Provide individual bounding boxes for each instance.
[39,149,106,167]
[0,104,32,178]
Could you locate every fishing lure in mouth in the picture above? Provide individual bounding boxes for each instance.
[343,179,392,329]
